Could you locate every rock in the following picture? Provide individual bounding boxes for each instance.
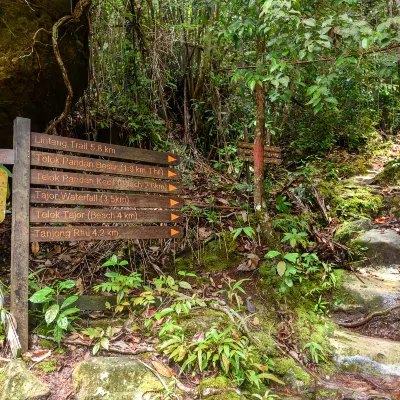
[0,359,50,400]
[72,357,170,400]
[0,0,89,147]
[273,358,311,393]
[198,377,242,400]
[329,329,400,377]
[178,310,228,339]
[358,229,400,266]
[334,218,373,244]
[334,268,400,312]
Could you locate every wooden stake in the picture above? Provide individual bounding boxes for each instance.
[10,117,31,353]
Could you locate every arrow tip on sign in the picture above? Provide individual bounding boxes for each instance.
[171,228,180,236]
[168,170,177,177]
[170,199,179,207]
[168,184,177,192]
[171,213,179,221]
[168,155,177,163]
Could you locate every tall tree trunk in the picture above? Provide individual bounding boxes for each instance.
[254,78,266,211]
[253,37,280,249]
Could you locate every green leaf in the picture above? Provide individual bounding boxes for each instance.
[29,287,55,303]
[45,304,59,324]
[284,253,299,263]
[276,261,286,277]
[361,37,370,49]
[93,343,100,355]
[179,281,192,290]
[61,295,78,309]
[58,280,76,291]
[57,316,68,330]
[303,18,316,27]
[265,250,281,259]
[256,372,285,385]
[59,307,80,318]
[100,337,109,350]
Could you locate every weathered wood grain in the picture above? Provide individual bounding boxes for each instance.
[238,155,282,165]
[30,207,182,223]
[30,226,183,242]
[31,132,180,165]
[238,141,281,153]
[238,148,281,158]
[31,151,180,180]
[11,117,31,353]
[30,170,182,194]
[30,189,183,209]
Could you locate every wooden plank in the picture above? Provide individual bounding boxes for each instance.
[30,207,183,223]
[30,189,183,209]
[238,148,281,159]
[30,226,183,242]
[31,132,180,166]
[31,170,182,194]
[0,149,14,165]
[0,169,7,223]
[238,155,282,165]
[238,141,281,153]
[11,117,31,353]
[31,151,180,180]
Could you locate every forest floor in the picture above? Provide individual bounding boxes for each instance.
[0,141,399,399]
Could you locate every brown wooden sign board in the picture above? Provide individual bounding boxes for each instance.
[238,141,281,153]
[31,151,180,180]
[30,189,182,209]
[238,148,281,159]
[238,155,282,165]
[30,226,183,242]
[31,132,180,165]
[31,170,182,194]
[8,118,184,353]
[30,207,182,223]
[0,149,14,165]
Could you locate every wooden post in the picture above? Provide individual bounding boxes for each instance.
[10,117,31,353]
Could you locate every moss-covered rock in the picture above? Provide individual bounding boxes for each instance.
[174,232,241,273]
[0,0,89,146]
[334,218,373,244]
[373,161,400,186]
[319,181,384,220]
[273,357,311,392]
[198,377,242,400]
[0,359,50,399]
[72,357,171,399]
[177,310,228,339]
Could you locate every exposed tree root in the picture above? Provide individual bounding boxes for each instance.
[45,0,91,134]
[338,304,400,328]
[38,334,156,356]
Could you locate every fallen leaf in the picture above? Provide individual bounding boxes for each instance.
[31,349,51,363]
[253,317,260,325]
[31,242,40,255]
[151,361,173,377]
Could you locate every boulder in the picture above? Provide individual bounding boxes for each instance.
[329,329,400,377]
[198,377,242,400]
[72,357,170,400]
[0,359,50,400]
[0,0,89,147]
[358,229,400,266]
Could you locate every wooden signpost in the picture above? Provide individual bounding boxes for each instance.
[1,117,184,353]
[238,141,282,165]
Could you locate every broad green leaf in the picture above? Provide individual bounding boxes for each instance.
[179,281,192,290]
[57,316,68,330]
[284,253,299,263]
[303,18,316,27]
[45,304,59,324]
[61,295,78,309]
[265,250,281,258]
[29,287,55,303]
[100,337,109,350]
[276,261,286,277]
